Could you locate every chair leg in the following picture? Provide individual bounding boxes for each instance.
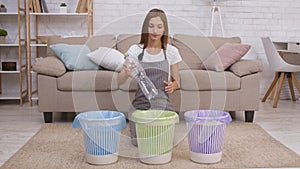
[262,72,280,102]
[270,84,276,100]
[273,72,285,108]
[270,72,279,100]
[291,73,300,94]
[287,73,296,101]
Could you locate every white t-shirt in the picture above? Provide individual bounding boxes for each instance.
[126,44,182,65]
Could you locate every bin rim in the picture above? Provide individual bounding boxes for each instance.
[78,110,124,121]
[132,109,179,124]
[72,110,126,129]
[184,110,232,123]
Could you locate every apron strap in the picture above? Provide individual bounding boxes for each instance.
[138,49,144,61]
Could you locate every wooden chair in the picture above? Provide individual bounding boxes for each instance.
[261,37,300,108]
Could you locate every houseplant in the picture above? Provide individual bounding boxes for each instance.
[0,29,8,44]
[60,3,67,13]
[0,4,7,12]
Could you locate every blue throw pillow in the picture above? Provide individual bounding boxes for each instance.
[50,44,99,70]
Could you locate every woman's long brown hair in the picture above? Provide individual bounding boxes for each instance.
[139,8,169,51]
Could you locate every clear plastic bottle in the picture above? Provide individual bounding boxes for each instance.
[124,58,158,100]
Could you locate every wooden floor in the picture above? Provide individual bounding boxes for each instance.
[0,99,300,168]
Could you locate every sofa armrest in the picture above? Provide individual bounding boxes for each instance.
[32,57,66,77]
[228,59,263,77]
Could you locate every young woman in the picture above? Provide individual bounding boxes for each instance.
[118,8,182,145]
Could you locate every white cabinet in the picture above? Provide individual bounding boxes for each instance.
[288,43,300,53]
[0,0,28,105]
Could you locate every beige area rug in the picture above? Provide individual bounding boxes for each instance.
[1,122,300,169]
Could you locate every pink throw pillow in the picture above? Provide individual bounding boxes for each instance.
[200,43,251,71]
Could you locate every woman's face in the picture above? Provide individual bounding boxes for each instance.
[148,16,164,41]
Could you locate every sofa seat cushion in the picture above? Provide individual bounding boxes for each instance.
[119,78,138,91]
[57,71,118,91]
[179,70,240,91]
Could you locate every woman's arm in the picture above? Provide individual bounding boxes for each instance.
[171,63,180,90]
[163,63,180,93]
[118,67,128,85]
[119,45,141,84]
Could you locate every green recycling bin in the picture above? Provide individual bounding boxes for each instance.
[132,110,179,164]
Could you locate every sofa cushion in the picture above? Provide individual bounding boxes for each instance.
[116,34,141,54]
[47,35,116,57]
[57,71,118,91]
[200,43,251,71]
[87,47,125,72]
[172,34,241,70]
[50,44,99,70]
[119,78,139,91]
[37,35,61,44]
[85,35,117,51]
[32,56,66,77]
[179,70,240,91]
[47,36,88,57]
[116,34,172,54]
[229,59,264,77]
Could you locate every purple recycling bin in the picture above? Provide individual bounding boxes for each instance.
[184,110,232,164]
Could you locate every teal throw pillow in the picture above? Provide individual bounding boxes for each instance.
[50,44,99,70]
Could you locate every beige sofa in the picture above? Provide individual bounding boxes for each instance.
[33,34,263,123]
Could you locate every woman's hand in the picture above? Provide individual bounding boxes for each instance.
[122,60,136,78]
[123,63,134,78]
[123,58,140,78]
[163,81,175,94]
[118,61,136,84]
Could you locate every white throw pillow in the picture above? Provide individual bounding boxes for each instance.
[87,47,125,72]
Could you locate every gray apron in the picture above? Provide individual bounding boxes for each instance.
[129,49,174,146]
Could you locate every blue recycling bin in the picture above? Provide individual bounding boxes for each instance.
[73,110,126,165]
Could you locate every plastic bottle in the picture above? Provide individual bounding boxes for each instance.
[124,58,158,100]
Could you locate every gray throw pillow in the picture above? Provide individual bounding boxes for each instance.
[229,59,263,77]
